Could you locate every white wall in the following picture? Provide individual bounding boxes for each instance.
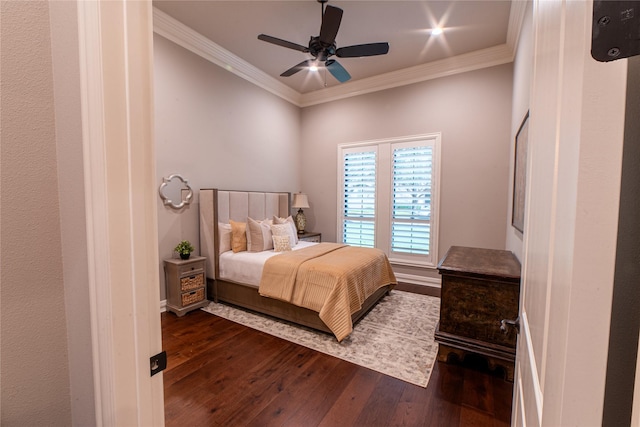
[1,1,73,424]
[300,64,513,279]
[153,34,302,299]
[506,2,533,261]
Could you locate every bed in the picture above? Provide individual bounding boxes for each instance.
[199,188,397,341]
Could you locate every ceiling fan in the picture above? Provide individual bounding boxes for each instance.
[257,0,389,83]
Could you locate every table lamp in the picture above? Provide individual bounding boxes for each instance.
[292,193,310,234]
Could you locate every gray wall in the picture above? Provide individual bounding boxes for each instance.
[153,34,302,299]
[154,36,513,287]
[300,64,514,277]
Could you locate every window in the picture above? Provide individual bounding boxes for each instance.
[392,143,432,255]
[338,134,440,267]
[342,147,377,248]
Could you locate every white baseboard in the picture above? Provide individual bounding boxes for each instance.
[395,272,441,288]
[160,299,167,313]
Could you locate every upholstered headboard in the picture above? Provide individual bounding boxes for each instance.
[199,189,291,280]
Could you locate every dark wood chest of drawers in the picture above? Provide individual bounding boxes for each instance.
[435,246,521,380]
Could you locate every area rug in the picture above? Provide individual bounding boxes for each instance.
[201,290,440,387]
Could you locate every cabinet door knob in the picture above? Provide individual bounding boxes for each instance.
[500,317,520,334]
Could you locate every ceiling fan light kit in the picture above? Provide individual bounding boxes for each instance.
[257,0,389,84]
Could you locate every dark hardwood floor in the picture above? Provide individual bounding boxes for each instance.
[162,308,513,427]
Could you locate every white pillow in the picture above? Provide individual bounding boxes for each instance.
[273,215,298,245]
[272,235,292,252]
[246,217,273,252]
[270,223,296,248]
[218,222,232,254]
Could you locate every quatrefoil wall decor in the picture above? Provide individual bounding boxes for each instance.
[158,174,193,210]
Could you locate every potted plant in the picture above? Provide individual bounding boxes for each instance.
[174,240,194,260]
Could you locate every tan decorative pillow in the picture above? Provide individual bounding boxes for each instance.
[246,217,273,252]
[229,220,247,253]
[273,215,298,245]
[218,222,232,254]
[272,235,292,252]
[270,223,295,248]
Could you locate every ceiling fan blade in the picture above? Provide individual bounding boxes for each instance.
[336,42,390,58]
[280,60,313,77]
[319,5,343,45]
[258,34,309,53]
[326,59,351,83]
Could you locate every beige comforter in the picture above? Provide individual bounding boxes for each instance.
[259,243,397,341]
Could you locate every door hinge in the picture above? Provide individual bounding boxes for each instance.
[150,351,167,377]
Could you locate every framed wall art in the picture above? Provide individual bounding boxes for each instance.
[512,111,529,233]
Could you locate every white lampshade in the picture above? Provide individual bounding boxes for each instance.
[292,193,310,209]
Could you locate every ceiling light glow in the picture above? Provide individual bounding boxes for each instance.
[431,27,443,36]
[309,65,319,72]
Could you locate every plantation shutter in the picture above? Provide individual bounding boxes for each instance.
[391,144,433,255]
[338,134,440,267]
[342,149,376,248]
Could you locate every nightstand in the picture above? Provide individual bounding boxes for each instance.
[298,231,321,243]
[164,256,209,316]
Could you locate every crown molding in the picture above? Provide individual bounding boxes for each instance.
[153,8,302,106]
[506,0,529,53]
[299,44,513,106]
[153,4,522,108]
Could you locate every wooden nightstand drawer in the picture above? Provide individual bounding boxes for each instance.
[181,288,205,306]
[180,272,204,292]
[178,263,204,277]
[298,231,321,243]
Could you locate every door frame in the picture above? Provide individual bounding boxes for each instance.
[77,1,164,424]
[512,0,627,425]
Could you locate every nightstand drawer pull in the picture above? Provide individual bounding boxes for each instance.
[182,288,205,306]
[180,273,204,292]
[178,265,204,276]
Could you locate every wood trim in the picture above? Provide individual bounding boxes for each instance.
[152,7,301,106]
[77,2,116,422]
[299,44,513,107]
[506,0,528,53]
[78,1,163,424]
[521,311,543,423]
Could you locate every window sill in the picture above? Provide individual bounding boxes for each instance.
[388,257,437,269]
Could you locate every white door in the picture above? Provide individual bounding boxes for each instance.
[512,1,626,426]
